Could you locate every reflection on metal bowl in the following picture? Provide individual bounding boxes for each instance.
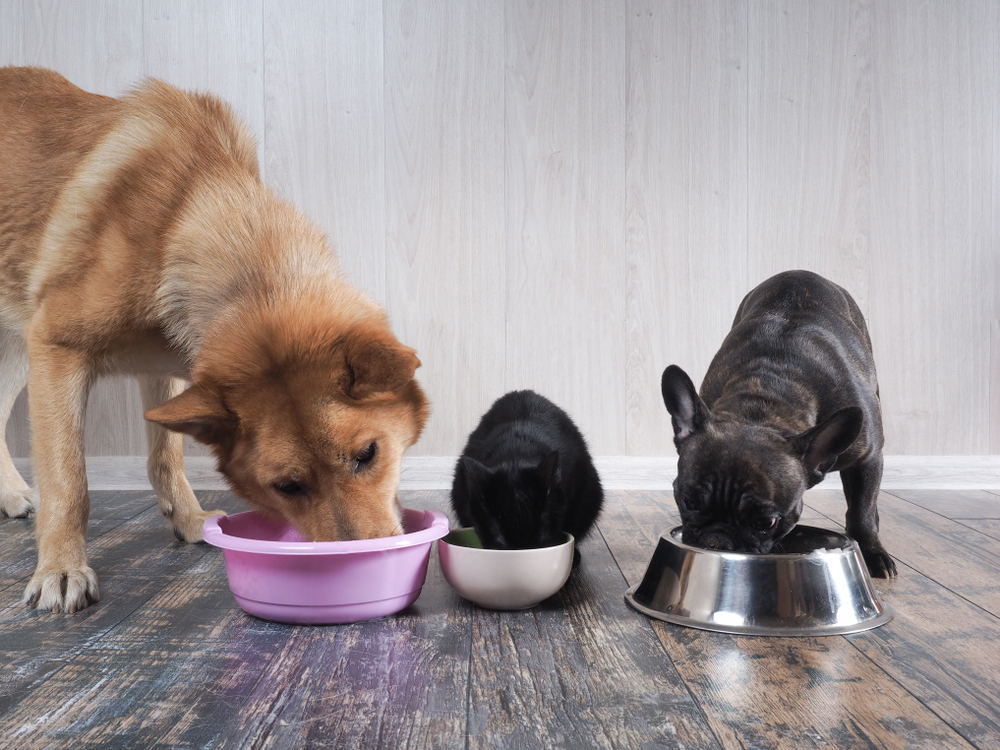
[625,525,894,636]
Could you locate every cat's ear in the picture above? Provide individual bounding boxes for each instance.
[538,450,561,488]
[460,456,491,491]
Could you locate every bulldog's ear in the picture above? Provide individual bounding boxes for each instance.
[144,385,236,446]
[661,365,711,445]
[339,331,420,399]
[792,407,864,474]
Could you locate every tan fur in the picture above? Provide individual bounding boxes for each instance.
[0,67,429,613]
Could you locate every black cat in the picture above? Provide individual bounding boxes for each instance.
[451,390,604,566]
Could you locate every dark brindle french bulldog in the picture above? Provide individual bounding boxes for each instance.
[660,270,896,578]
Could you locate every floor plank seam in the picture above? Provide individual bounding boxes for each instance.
[5,487,1000,748]
[592,522,727,750]
[464,607,474,750]
[843,633,983,750]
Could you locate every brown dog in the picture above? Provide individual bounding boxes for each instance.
[0,67,428,613]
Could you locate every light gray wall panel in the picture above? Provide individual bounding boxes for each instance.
[23,0,142,94]
[384,0,506,455]
[144,0,266,175]
[869,0,999,454]
[625,0,749,457]
[2,0,997,460]
[0,1,24,64]
[504,0,627,456]
[264,0,386,304]
[747,0,873,299]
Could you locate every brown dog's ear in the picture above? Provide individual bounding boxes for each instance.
[144,386,236,445]
[339,334,421,399]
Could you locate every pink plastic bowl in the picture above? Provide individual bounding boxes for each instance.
[203,508,450,624]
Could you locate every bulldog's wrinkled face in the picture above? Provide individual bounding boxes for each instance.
[660,363,864,554]
[672,425,806,553]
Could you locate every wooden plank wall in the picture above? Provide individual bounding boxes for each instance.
[2,0,998,459]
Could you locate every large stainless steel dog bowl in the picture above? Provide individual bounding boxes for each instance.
[625,525,893,636]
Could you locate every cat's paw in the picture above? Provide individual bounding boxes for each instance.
[23,566,100,613]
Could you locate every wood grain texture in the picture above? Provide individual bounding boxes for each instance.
[806,489,1000,749]
[504,0,627,456]
[264,0,385,304]
[602,490,984,750]
[748,0,873,300]
[625,0,749,457]
[383,0,506,455]
[993,317,1000,454]
[808,489,1000,618]
[868,0,1000,454]
[884,489,1000,520]
[21,0,143,94]
[4,489,1000,747]
[143,0,266,174]
[2,1,999,459]
[467,523,720,749]
[0,0,24,64]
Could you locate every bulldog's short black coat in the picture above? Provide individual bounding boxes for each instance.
[661,270,896,577]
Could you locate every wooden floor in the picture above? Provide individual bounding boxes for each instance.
[2,487,1000,749]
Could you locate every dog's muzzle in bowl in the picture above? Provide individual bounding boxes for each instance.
[625,525,894,636]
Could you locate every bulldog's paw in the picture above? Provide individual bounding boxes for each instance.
[170,508,226,543]
[23,566,101,613]
[860,544,898,579]
[0,486,35,518]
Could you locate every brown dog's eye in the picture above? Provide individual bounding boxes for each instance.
[752,516,778,532]
[273,480,306,497]
[353,442,377,473]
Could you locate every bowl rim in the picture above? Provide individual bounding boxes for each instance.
[624,524,896,636]
[664,524,856,559]
[203,507,450,555]
[439,526,575,554]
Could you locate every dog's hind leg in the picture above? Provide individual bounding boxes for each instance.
[0,327,34,518]
[21,337,99,613]
[140,375,225,542]
[841,455,897,578]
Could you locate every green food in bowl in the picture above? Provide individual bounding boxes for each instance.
[442,529,485,549]
[437,527,574,610]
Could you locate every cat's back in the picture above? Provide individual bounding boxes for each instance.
[465,390,589,463]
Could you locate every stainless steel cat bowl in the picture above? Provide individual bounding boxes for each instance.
[625,525,894,636]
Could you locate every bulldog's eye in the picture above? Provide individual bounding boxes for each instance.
[752,516,778,532]
[353,442,377,473]
[274,480,306,497]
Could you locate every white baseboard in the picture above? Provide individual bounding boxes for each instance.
[12,455,1000,491]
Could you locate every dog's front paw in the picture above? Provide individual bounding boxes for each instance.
[860,544,897,579]
[0,484,36,518]
[22,566,101,613]
[171,508,227,543]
